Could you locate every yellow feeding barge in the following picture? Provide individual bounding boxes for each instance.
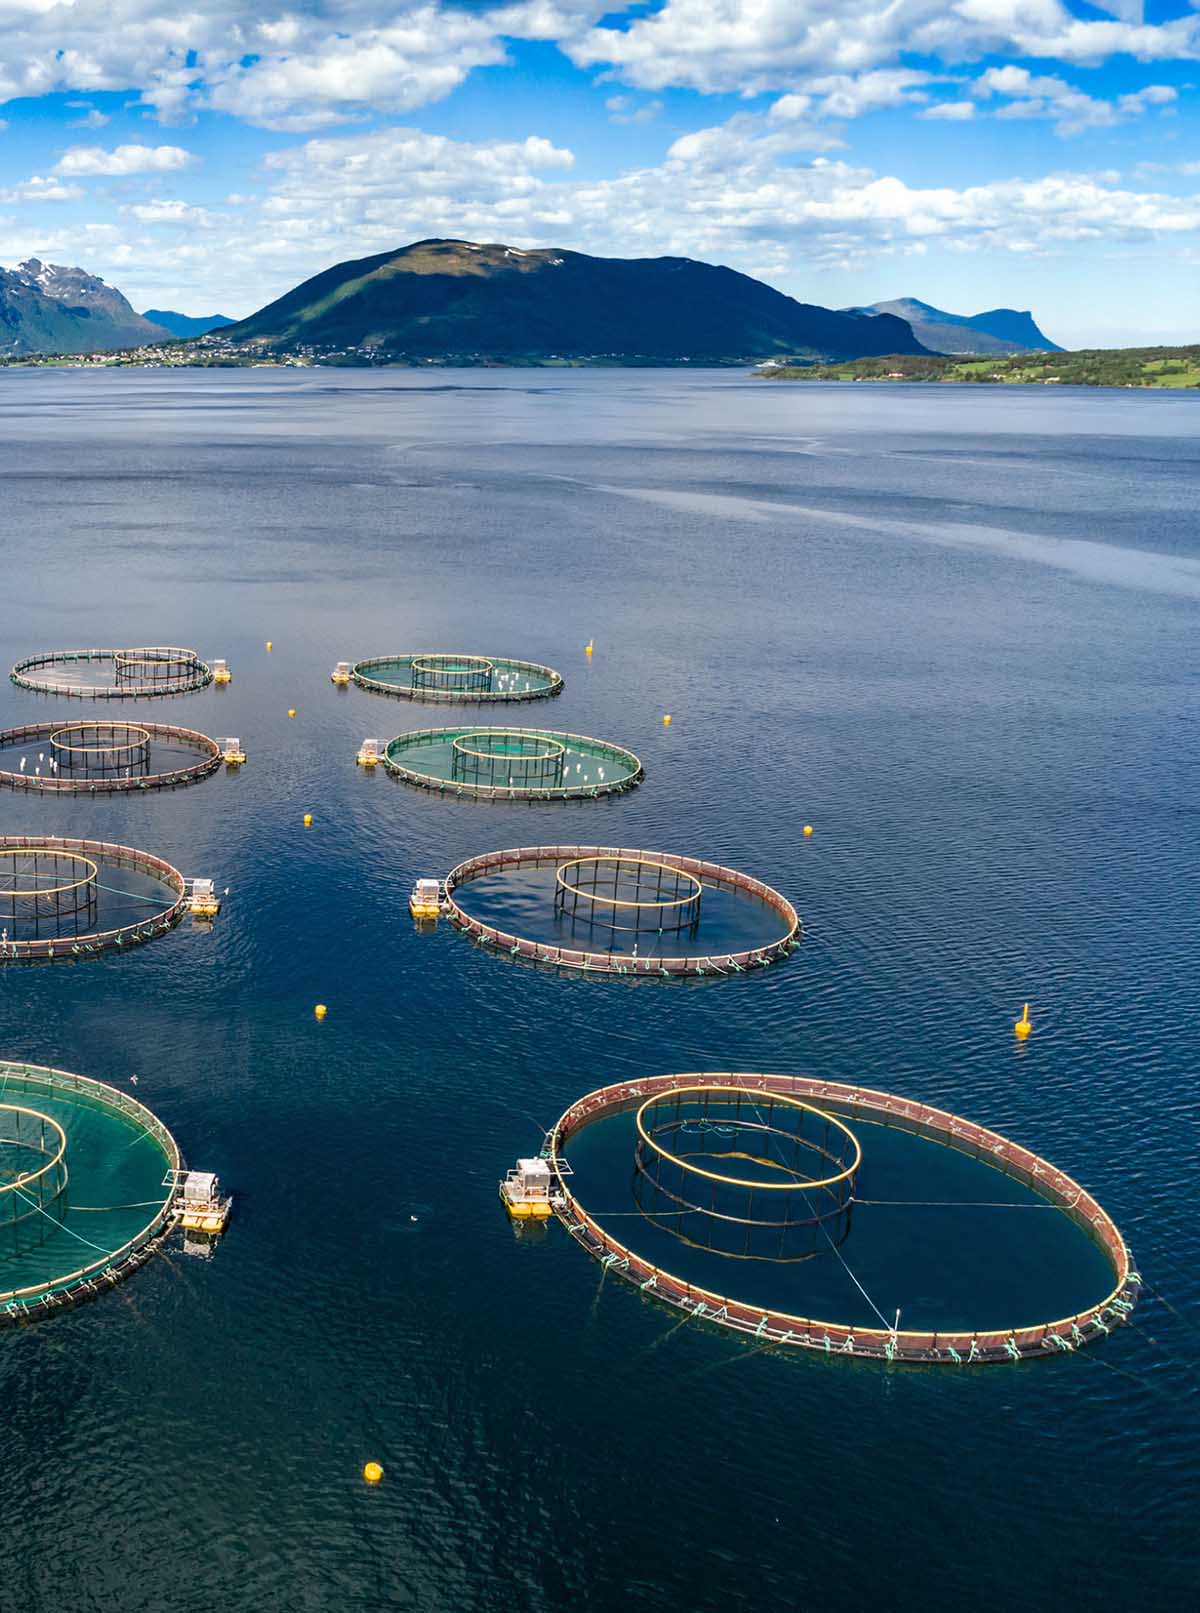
[499,1157,556,1220]
[410,877,442,919]
[211,658,232,685]
[332,661,353,686]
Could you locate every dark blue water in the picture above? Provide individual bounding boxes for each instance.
[0,369,1195,1610]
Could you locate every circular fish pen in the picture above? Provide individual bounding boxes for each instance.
[0,1059,181,1323]
[545,1073,1139,1364]
[444,845,800,976]
[381,727,642,800]
[11,647,212,700]
[352,653,563,704]
[0,721,222,792]
[0,836,187,962]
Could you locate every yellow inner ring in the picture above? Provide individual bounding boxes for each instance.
[0,1104,68,1197]
[453,731,566,764]
[412,655,495,682]
[635,1083,862,1192]
[556,855,703,913]
[50,724,152,756]
[0,847,99,899]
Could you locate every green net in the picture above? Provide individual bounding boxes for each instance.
[0,1061,179,1312]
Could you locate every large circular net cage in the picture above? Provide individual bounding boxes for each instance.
[444,845,800,977]
[352,652,563,704]
[0,848,98,941]
[0,721,222,793]
[555,856,702,936]
[381,727,642,801]
[632,1086,857,1262]
[11,646,212,700]
[0,836,187,962]
[0,1060,181,1323]
[544,1073,1141,1364]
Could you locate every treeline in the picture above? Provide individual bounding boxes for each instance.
[759,345,1200,388]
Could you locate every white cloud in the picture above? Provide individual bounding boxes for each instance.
[922,101,976,120]
[800,70,937,120]
[975,64,1178,135]
[122,199,217,225]
[606,94,663,125]
[0,176,84,203]
[57,143,195,176]
[0,2,1191,131]
[570,0,1200,93]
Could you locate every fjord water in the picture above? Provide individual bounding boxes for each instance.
[0,369,1195,1610]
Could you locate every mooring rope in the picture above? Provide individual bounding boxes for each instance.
[746,1094,894,1332]
[10,1185,118,1257]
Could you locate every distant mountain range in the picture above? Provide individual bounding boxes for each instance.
[142,309,235,339]
[0,261,170,355]
[219,238,929,363]
[846,297,1061,355]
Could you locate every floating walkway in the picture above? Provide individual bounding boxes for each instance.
[540,1072,1139,1364]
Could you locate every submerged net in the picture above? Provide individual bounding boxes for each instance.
[632,1086,857,1262]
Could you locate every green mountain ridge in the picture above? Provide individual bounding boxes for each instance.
[220,238,930,363]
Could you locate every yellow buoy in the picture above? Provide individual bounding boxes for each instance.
[266,641,273,651]
[363,1461,383,1485]
[314,1003,327,1020]
[662,714,671,726]
[585,640,594,655]
[1014,1003,1032,1040]
[288,708,296,718]
[803,825,814,837]
[303,813,313,827]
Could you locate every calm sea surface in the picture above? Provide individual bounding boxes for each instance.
[0,368,1195,1611]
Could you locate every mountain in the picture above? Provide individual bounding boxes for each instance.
[846,297,1061,355]
[220,238,930,363]
[143,309,236,339]
[0,261,170,355]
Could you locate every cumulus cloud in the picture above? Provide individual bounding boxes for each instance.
[122,198,217,225]
[975,64,1177,135]
[922,101,976,121]
[0,2,597,131]
[569,0,1200,93]
[0,2,1192,129]
[56,143,195,176]
[0,176,84,203]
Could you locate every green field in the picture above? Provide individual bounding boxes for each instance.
[758,345,1200,389]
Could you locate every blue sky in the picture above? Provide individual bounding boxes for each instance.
[0,1,1198,345]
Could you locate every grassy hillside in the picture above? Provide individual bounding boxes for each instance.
[757,346,1200,387]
